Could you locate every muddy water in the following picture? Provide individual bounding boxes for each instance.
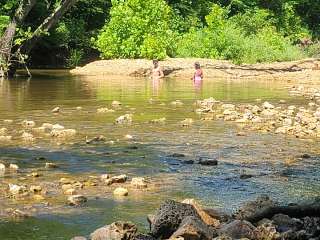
[0,72,319,239]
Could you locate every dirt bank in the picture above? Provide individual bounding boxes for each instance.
[70,58,320,81]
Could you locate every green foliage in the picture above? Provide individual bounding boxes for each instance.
[67,48,84,67]
[0,15,9,35]
[176,4,305,64]
[96,0,176,60]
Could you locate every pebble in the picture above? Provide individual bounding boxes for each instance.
[113,187,129,196]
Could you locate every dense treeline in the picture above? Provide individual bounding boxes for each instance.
[0,0,320,70]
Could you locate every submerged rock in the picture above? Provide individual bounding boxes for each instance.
[45,162,58,169]
[198,158,218,166]
[113,187,129,196]
[131,177,147,189]
[68,195,87,206]
[116,114,133,124]
[90,221,137,240]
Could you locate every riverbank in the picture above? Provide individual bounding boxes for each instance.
[70,58,320,81]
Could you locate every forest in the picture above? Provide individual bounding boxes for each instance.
[0,0,320,75]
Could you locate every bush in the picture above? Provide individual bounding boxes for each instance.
[96,0,177,60]
[176,4,305,64]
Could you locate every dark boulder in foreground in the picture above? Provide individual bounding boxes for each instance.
[218,220,256,239]
[150,200,202,239]
[198,157,218,166]
[170,216,217,240]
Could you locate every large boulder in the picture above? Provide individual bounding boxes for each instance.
[218,220,256,239]
[170,216,217,240]
[150,200,202,239]
[272,214,303,233]
[90,221,137,240]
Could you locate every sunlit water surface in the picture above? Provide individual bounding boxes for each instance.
[0,71,319,239]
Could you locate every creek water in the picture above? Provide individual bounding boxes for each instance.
[0,71,319,239]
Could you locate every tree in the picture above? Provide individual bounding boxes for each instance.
[0,0,78,78]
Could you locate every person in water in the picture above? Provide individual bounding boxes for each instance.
[192,62,203,81]
[152,59,164,79]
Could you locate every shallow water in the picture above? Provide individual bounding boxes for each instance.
[0,72,319,239]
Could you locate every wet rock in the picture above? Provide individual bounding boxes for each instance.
[131,177,147,189]
[22,120,36,128]
[181,118,193,127]
[21,132,34,141]
[112,100,122,107]
[50,129,77,138]
[234,195,276,221]
[52,107,60,113]
[272,214,303,232]
[8,184,27,195]
[86,135,106,144]
[45,162,58,169]
[105,179,113,186]
[97,108,115,113]
[301,153,311,159]
[111,174,128,183]
[0,163,6,172]
[100,174,110,181]
[167,153,186,158]
[68,195,87,206]
[182,199,220,227]
[203,209,231,223]
[150,200,202,239]
[218,220,256,239]
[30,185,42,193]
[170,216,217,240]
[113,187,129,196]
[240,174,254,180]
[64,188,77,195]
[182,160,194,164]
[134,234,155,240]
[263,102,275,109]
[31,172,41,177]
[116,114,133,124]
[198,157,218,166]
[90,221,137,240]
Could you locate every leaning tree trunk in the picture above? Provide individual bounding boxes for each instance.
[7,0,78,77]
[0,0,37,77]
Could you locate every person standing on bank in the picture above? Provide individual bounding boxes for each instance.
[152,59,164,79]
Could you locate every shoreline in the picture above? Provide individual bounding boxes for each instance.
[70,58,320,81]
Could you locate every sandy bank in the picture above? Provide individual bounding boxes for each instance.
[70,58,320,81]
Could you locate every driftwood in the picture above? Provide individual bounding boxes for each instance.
[244,200,320,223]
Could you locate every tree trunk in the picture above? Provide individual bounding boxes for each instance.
[8,0,78,76]
[0,0,37,77]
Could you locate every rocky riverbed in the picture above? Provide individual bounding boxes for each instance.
[72,196,320,240]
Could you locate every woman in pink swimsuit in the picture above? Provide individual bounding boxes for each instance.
[192,62,203,81]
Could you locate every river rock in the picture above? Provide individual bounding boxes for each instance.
[22,120,36,128]
[90,221,137,240]
[170,216,217,240]
[218,220,256,239]
[113,187,129,196]
[171,100,184,106]
[52,124,65,130]
[111,174,127,183]
[97,108,115,113]
[21,132,34,141]
[131,177,147,189]
[45,162,58,169]
[0,163,6,172]
[86,135,106,144]
[64,188,77,195]
[8,184,27,195]
[62,184,73,191]
[198,158,218,166]
[263,102,275,109]
[234,195,276,221]
[30,185,42,193]
[116,114,133,124]
[150,200,202,239]
[112,100,122,107]
[182,199,220,227]
[68,195,87,206]
[52,107,60,113]
[100,174,110,181]
[42,123,54,129]
[51,129,77,138]
[60,178,73,184]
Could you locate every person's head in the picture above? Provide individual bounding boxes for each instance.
[153,59,159,68]
[194,62,201,70]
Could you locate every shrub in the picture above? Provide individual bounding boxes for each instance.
[96,0,177,60]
